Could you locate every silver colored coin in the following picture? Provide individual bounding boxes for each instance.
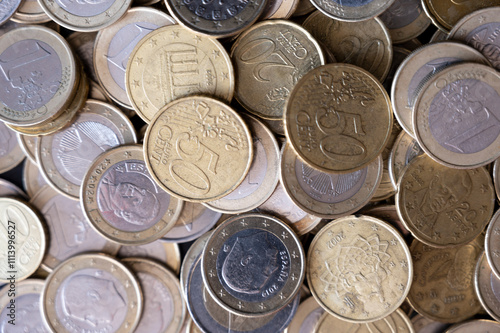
[22,159,48,199]
[475,253,500,322]
[285,296,324,333]
[0,178,27,199]
[445,320,500,333]
[0,0,23,26]
[16,133,37,164]
[411,314,449,333]
[0,121,26,173]
[11,0,51,24]
[118,240,181,275]
[180,231,213,298]
[67,31,98,82]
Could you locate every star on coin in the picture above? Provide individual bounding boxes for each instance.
[141,101,149,109]
[212,50,220,58]
[134,57,143,65]
[149,39,157,47]
[191,16,200,24]
[105,11,110,17]
[85,18,90,24]
[103,109,111,117]
[221,72,229,80]
[371,224,378,231]
[193,35,202,43]
[213,21,222,29]
[171,31,180,39]
[349,221,355,228]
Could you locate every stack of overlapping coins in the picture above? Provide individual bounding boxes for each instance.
[1,0,500,332]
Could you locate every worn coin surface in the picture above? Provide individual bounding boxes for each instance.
[144,96,252,202]
[413,63,500,168]
[475,252,500,322]
[397,154,494,247]
[388,130,424,189]
[41,253,143,333]
[0,0,23,26]
[370,123,399,201]
[126,26,234,123]
[0,121,25,174]
[408,237,483,323]
[202,213,305,317]
[307,215,412,323]
[0,198,46,283]
[118,241,181,275]
[231,20,324,120]
[285,296,324,333]
[309,0,395,22]
[82,145,183,245]
[379,0,431,44]
[284,63,393,174]
[411,314,449,333]
[180,231,212,296]
[494,158,500,201]
[362,204,411,240]
[303,12,392,82]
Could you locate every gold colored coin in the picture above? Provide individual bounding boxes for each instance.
[126,26,234,123]
[11,0,51,24]
[307,215,412,323]
[231,20,325,120]
[371,123,400,201]
[302,12,392,82]
[494,158,500,201]
[280,143,382,219]
[485,209,500,280]
[292,0,315,17]
[262,0,300,19]
[144,96,253,202]
[388,130,423,189]
[396,154,494,247]
[362,204,411,240]
[284,63,393,174]
[475,252,500,322]
[285,296,324,333]
[408,237,483,323]
[0,198,47,283]
[445,320,500,333]
[67,31,98,82]
[422,0,500,33]
[413,63,500,168]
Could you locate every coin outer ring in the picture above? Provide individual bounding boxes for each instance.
[0,278,45,309]
[421,0,450,33]
[81,144,183,245]
[387,130,420,189]
[180,231,213,298]
[38,0,132,32]
[413,63,500,169]
[201,213,305,317]
[474,252,500,322]
[122,257,186,333]
[493,159,500,202]
[280,143,383,219]
[0,127,25,174]
[385,4,431,44]
[0,26,77,126]
[485,209,500,280]
[40,253,143,333]
[309,0,395,23]
[307,215,413,323]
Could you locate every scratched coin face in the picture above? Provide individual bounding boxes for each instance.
[309,0,395,22]
[201,213,305,317]
[413,63,500,168]
[307,215,412,323]
[284,63,393,174]
[144,96,252,202]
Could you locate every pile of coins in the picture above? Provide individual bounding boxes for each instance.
[1,0,500,332]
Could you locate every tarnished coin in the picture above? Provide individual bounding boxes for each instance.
[0,0,23,26]
[422,0,500,33]
[303,12,392,82]
[144,96,252,202]
[0,121,25,174]
[38,0,132,32]
[23,160,48,199]
[284,63,393,174]
[379,0,431,44]
[17,133,37,163]
[307,215,412,323]
[82,145,183,245]
[446,320,500,333]
[118,241,181,275]
[313,308,414,333]
[30,185,120,271]
[413,63,500,168]
[0,198,46,283]
[285,296,324,333]
[126,26,234,123]
[67,31,98,82]
[0,279,48,332]
[309,0,395,22]
[383,47,411,95]
[0,26,78,127]
[411,314,449,333]
[485,210,500,280]
[202,213,305,317]
[41,254,143,333]
[258,183,322,235]
[123,258,185,333]
[388,130,424,189]
[164,0,266,38]
[11,0,51,23]
[37,99,136,199]
[449,7,500,71]
[0,178,28,199]
[204,115,280,214]
[475,252,500,322]
[280,143,383,219]
[408,237,483,323]
[94,7,175,109]
[292,0,315,16]
[231,20,324,120]
[391,42,488,138]
[430,29,448,43]
[396,154,494,247]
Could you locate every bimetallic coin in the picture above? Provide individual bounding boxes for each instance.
[0,26,78,127]
[204,116,280,214]
[67,31,98,82]
[123,258,185,333]
[388,130,424,189]
[37,99,137,199]
[449,7,500,71]
[309,0,395,22]
[0,198,46,283]
[0,0,23,26]
[0,178,28,199]
[11,0,51,23]
[307,215,412,323]
[17,133,37,163]
[41,254,143,333]
[383,47,411,97]
[30,185,120,271]
[202,213,305,317]
[285,296,324,333]
[180,231,213,297]
[126,26,234,123]
[144,96,252,202]
[38,0,132,32]
[397,154,494,247]
[485,210,500,280]
[231,20,324,120]
[446,320,500,333]
[88,80,111,102]
[284,63,393,174]
[413,63,500,168]
[303,12,392,82]
[475,252,500,322]
[411,314,449,333]
[0,121,25,173]
[379,0,431,44]
[118,241,181,275]
[391,42,488,138]
[281,143,382,219]
[0,279,48,332]
[292,0,315,16]
[23,160,48,199]
[408,237,483,323]
[82,145,183,245]
[313,308,414,333]
[94,7,176,109]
